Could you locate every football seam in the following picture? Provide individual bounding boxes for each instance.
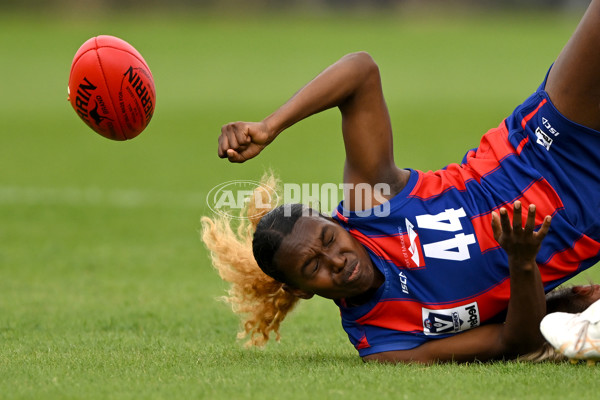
[87,44,152,77]
[70,37,152,75]
[69,41,154,95]
[94,39,125,140]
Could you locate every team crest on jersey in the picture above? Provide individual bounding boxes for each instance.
[422,302,480,336]
[397,220,425,269]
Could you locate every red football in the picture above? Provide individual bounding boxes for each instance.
[68,35,156,140]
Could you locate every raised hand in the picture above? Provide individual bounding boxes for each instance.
[491,201,552,267]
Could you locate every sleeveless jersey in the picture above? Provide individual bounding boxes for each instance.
[332,74,600,357]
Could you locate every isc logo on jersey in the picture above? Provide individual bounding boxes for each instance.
[422,302,480,336]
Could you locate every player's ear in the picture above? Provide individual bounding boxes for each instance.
[282,284,314,299]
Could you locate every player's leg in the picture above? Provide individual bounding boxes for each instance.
[545,0,600,131]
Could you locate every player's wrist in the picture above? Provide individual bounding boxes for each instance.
[508,257,538,272]
[262,115,284,141]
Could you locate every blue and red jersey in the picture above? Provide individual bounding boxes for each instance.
[332,74,600,356]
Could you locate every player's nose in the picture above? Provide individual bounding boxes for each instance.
[323,249,345,273]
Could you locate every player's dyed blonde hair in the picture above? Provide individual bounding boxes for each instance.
[201,172,301,347]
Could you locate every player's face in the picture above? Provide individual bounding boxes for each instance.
[273,214,382,301]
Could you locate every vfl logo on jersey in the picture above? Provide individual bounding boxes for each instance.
[535,127,553,151]
[422,302,480,336]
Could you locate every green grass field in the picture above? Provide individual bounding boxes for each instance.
[2,7,600,399]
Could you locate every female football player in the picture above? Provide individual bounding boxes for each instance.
[203,0,600,363]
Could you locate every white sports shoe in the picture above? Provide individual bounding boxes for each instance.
[540,299,600,362]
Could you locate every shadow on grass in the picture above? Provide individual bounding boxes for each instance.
[198,344,361,368]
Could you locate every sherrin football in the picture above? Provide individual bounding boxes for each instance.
[68,35,156,140]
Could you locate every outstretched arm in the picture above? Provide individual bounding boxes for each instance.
[491,202,550,352]
[546,0,600,130]
[219,52,407,194]
[364,202,552,364]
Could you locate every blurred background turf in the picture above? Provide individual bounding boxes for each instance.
[1,1,599,399]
